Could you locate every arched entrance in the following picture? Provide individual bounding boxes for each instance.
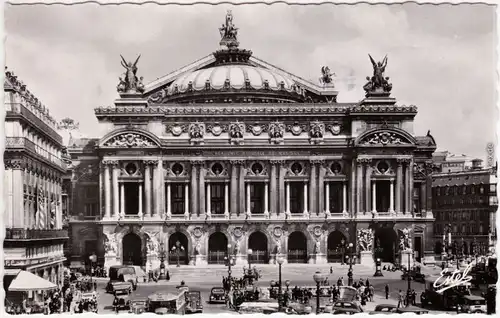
[327,231,347,263]
[248,231,268,264]
[168,232,189,265]
[287,231,308,263]
[208,232,228,264]
[374,228,398,263]
[434,241,443,255]
[122,233,143,266]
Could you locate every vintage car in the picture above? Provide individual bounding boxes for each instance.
[238,300,279,314]
[186,291,203,314]
[331,300,363,313]
[209,287,226,304]
[106,280,132,294]
[285,302,313,315]
[460,295,487,314]
[332,308,362,315]
[369,304,398,314]
[113,287,131,311]
[106,265,138,293]
[146,290,187,315]
[395,306,429,315]
[129,298,148,314]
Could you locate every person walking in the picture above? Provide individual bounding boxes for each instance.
[385,284,390,299]
[397,290,404,308]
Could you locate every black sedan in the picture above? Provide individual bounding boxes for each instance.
[208,287,226,304]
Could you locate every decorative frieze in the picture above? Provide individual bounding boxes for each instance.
[286,122,306,136]
[103,133,157,148]
[207,123,228,136]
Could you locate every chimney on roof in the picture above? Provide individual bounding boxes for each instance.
[472,159,483,170]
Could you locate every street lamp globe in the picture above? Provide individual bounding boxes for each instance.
[277,256,284,265]
[285,280,291,288]
[348,243,353,248]
[313,271,325,284]
[248,248,253,255]
[270,280,276,287]
[227,243,232,249]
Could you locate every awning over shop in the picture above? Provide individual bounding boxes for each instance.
[8,270,58,292]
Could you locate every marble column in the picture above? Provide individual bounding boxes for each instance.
[166,183,171,216]
[190,163,198,216]
[279,162,286,215]
[104,163,111,218]
[342,181,347,214]
[389,180,395,213]
[246,182,251,215]
[409,159,414,215]
[224,183,229,216]
[112,162,119,217]
[264,182,269,215]
[371,181,377,213]
[270,161,277,215]
[184,183,190,216]
[365,162,372,213]
[325,182,330,214]
[309,162,317,215]
[396,160,403,214]
[356,160,363,216]
[238,162,245,215]
[286,182,291,214]
[152,161,160,217]
[206,183,211,215]
[405,161,410,214]
[303,182,308,214]
[230,161,238,216]
[199,163,206,216]
[144,162,151,217]
[138,183,143,217]
[120,183,125,216]
[318,164,325,214]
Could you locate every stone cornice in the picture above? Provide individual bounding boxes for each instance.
[94,104,418,118]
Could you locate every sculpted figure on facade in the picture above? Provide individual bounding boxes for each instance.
[319,66,335,86]
[234,239,240,255]
[229,121,244,145]
[269,121,285,144]
[400,228,412,251]
[363,132,405,146]
[118,54,144,93]
[315,240,321,254]
[194,240,201,255]
[189,122,205,144]
[363,54,392,94]
[104,233,117,256]
[309,121,325,144]
[275,239,282,255]
[357,228,373,252]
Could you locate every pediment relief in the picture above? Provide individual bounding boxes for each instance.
[356,128,415,147]
[102,132,159,148]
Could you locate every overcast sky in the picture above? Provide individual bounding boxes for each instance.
[5,3,496,160]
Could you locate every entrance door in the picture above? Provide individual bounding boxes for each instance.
[287,231,308,263]
[208,232,228,264]
[415,237,423,262]
[122,233,143,266]
[374,228,398,263]
[168,232,189,265]
[248,231,268,264]
[327,231,346,263]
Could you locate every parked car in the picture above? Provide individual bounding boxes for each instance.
[460,295,487,314]
[369,304,398,314]
[113,287,131,311]
[395,306,429,315]
[106,265,137,293]
[332,300,363,313]
[209,287,226,304]
[186,291,203,314]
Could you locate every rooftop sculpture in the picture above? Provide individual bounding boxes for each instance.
[363,54,392,95]
[117,54,145,94]
[219,10,239,48]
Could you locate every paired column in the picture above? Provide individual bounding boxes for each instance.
[120,183,125,217]
[246,182,251,216]
[166,183,171,216]
[199,162,206,216]
[308,161,317,215]
[396,159,403,214]
[184,183,190,216]
[389,180,395,213]
[279,163,286,215]
[144,161,152,217]
[190,162,199,216]
[355,159,363,215]
[364,160,372,213]
[269,160,278,216]
[138,183,143,217]
[103,162,111,218]
[238,161,246,215]
[285,181,291,214]
[230,161,238,216]
[409,159,414,215]
[206,183,211,215]
[224,183,229,216]
[404,160,411,214]
[112,161,119,217]
[318,164,326,214]
[371,181,377,213]
[342,181,347,213]
[325,182,330,214]
[264,183,269,215]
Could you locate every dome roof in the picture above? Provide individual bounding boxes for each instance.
[167,64,297,95]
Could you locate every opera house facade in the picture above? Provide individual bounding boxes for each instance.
[64,11,437,271]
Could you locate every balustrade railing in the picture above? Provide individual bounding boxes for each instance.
[249,250,268,264]
[287,249,307,263]
[208,251,226,264]
[5,228,68,240]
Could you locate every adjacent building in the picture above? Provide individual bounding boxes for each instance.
[4,68,69,285]
[432,156,497,257]
[64,11,437,271]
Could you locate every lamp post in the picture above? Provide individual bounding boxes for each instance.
[313,271,325,314]
[159,242,166,280]
[172,240,184,268]
[277,256,284,312]
[247,248,253,270]
[340,239,345,265]
[406,251,413,307]
[89,253,97,287]
[346,242,356,286]
[374,258,383,277]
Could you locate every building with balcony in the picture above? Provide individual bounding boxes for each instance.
[432,158,497,257]
[4,67,68,286]
[64,11,436,271]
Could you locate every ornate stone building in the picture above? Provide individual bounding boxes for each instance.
[65,11,436,271]
[4,67,68,286]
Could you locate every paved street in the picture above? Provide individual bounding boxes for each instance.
[91,263,451,314]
